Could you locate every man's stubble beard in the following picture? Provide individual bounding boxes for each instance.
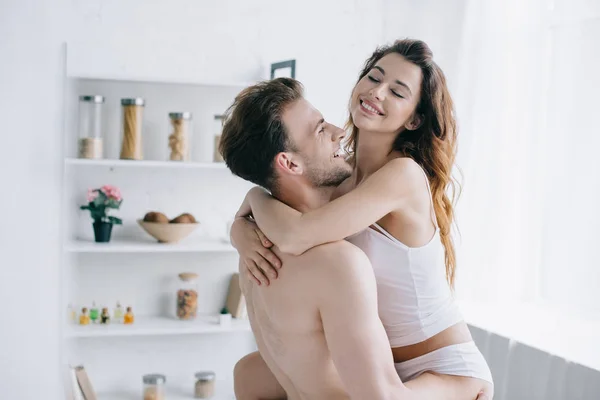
[305,160,353,188]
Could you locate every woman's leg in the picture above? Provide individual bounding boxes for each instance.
[234,351,287,400]
[405,373,494,400]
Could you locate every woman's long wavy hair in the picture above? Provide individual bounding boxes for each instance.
[345,39,460,288]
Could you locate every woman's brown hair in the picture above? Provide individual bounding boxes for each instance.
[346,39,460,287]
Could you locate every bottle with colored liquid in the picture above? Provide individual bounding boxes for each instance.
[90,302,99,324]
[67,303,77,324]
[124,306,134,324]
[79,308,90,326]
[113,301,124,324]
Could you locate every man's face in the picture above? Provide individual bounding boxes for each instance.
[281,98,352,187]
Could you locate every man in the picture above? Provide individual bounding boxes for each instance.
[220,78,490,400]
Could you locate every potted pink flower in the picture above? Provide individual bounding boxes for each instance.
[80,185,123,242]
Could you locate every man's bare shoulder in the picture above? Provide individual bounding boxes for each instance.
[293,241,373,281]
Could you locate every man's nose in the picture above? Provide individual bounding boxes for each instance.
[332,126,346,142]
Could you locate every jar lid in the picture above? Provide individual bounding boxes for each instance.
[178,272,199,282]
[142,374,166,384]
[121,98,145,106]
[195,371,216,381]
[169,112,192,120]
[79,95,105,103]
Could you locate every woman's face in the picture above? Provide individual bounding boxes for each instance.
[350,53,423,135]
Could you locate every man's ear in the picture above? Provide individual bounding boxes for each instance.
[405,113,423,131]
[274,152,303,176]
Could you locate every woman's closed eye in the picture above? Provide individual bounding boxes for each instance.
[367,75,380,83]
[391,90,404,99]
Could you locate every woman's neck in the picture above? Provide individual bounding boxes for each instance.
[354,129,398,183]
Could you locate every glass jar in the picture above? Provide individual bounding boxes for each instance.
[194,371,216,399]
[176,272,199,320]
[142,374,166,400]
[168,112,193,161]
[120,98,145,160]
[78,95,104,159]
[213,115,225,163]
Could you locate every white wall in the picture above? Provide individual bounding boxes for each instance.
[1,1,386,398]
[0,0,69,399]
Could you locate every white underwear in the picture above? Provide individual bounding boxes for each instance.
[394,341,493,385]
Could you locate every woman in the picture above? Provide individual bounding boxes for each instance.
[232,39,493,399]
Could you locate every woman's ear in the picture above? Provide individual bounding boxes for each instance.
[405,113,424,131]
[274,152,303,176]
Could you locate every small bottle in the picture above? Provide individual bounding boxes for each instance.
[113,301,124,324]
[89,302,99,324]
[67,303,77,324]
[124,306,135,324]
[79,308,90,326]
[100,307,111,324]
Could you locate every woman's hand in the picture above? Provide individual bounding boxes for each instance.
[230,216,282,286]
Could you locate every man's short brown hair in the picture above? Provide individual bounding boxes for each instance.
[219,78,304,192]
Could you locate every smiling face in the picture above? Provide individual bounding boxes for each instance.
[350,53,423,135]
[279,98,352,187]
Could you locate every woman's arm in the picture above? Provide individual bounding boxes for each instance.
[243,158,423,255]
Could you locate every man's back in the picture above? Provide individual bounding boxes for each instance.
[241,242,350,400]
[240,240,409,400]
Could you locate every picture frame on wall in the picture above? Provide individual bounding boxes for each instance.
[270,60,296,79]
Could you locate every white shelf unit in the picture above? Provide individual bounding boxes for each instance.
[97,379,235,400]
[61,59,257,398]
[65,238,236,253]
[65,158,229,170]
[65,315,251,338]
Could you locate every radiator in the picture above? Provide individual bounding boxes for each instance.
[469,325,600,400]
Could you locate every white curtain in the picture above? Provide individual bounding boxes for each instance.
[452,0,550,304]
[452,0,600,314]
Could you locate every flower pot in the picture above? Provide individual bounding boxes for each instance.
[93,221,113,243]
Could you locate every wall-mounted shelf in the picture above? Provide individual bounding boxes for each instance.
[65,158,229,170]
[65,315,250,338]
[65,239,235,254]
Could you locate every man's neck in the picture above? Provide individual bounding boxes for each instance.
[275,180,335,213]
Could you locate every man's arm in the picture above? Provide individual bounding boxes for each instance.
[316,242,413,400]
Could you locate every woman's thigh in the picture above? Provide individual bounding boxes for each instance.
[406,373,493,400]
[234,351,287,400]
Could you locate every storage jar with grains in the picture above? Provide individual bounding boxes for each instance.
[142,374,165,400]
[78,95,104,159]
[120,98,145,160]
[213,115,225,162]
[168,112,193,161]
[194,371,216,398]
[176,272,198,320]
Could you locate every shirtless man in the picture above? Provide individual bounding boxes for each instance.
[220,78,490,400]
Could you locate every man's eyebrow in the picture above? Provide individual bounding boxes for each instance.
[373,66,412,95]
[314,118,325,132]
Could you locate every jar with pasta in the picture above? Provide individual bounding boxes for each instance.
[78,95,104,159]
[176,272,198,320]
[168,112,193,161]
[120,98,145,160]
